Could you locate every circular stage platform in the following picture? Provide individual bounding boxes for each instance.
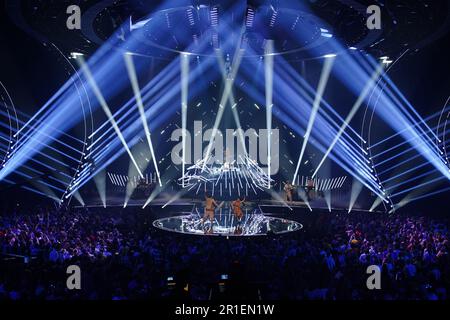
[153,211,302,237]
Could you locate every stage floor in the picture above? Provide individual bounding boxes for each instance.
[153,205,302,237]
[74,196,382,214]
[74,195,313,209]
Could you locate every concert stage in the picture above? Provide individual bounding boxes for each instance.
[72,195,386,238]
[73,194,381,214]
[152,202,302,236]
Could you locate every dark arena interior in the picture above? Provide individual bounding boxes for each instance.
[1,0,450,314]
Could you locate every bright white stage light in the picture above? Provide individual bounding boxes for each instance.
[380,56,393,65]
[93,170,106,208]
[292,56,335,183]
[265,40,274,188]
[124,54,162,186]
[215,50,247,156]
[324,190,332,212]
[77,56,144,178]
[312,63,385,179]
[70,52,84,59]
[202,47,244,170]
[348,179,363,213]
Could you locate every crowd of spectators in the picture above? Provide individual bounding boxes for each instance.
[0,205,448,300]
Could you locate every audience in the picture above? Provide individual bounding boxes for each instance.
[0,206,448,300]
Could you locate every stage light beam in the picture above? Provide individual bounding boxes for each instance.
[324,190,332,212]
[202,48,244,170]
[124,53,162,186]
[267,189,293,211]
[265,40,274,188]
[180,53,189,188]
[72,190,85,206]
[77,56,144,178]
[348,179,363,213]
[369,197,383,212]
[292,56,335,183]
[312,63,384,178]
[215,50,247,156]
[93,170,106,208]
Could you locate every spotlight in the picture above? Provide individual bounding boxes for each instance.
[380,56,393,65]
[320,28,333,38]
[70,52,84,59]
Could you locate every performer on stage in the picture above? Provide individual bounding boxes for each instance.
[306,177,315,190]
[231,197,245,220]
[202,193,218,223]
[283,181,295,203]
[306,177,315,201]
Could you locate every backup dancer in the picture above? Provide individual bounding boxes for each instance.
[202,193,218,223]
[231,197,245,221]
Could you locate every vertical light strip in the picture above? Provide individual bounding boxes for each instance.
[180,53,190,187]
[265,40,274,188]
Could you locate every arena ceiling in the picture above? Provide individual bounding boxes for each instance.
[5,0,450,60]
